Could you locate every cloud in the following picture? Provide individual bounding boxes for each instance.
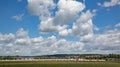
[0,33,15,43]
[1,0,119,56]
[30,0,94,38]
[98,0,120,7]
[93,25,100,31]
[83,29,120,54]
[59,29,72,37]
[0,28,85,55]
[59,10,95,38]
[39,18,67,33]
[0,28,31,55]
[92,29,120,46]
[30,36,84,55]
[15,38,30,45]
[27,0,56,20]
[115,23,120,28]
[16,28,28,38]
[17,0,22,2]
[28,0,65,33]
[53,0,85,25]
[27,0,86,34]
[31,36,44,43]
[12,13,24,21]
[0,27,120,55]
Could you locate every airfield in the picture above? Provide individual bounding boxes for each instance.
[0,59,120,67]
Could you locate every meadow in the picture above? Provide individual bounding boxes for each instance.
[0,61,120,67]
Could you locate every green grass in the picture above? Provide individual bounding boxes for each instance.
[0,61,120,67]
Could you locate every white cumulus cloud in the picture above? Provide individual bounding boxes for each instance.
[28,0,56,20]
[53,0,85,25]
[12,13,24,21]
[98,0,120,7]
[83,29,120,54]
[0,28,85,55]
[115,23,120,28]
[58,10,95,37]
[27,0,87,35]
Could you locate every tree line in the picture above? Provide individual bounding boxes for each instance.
[0,54,120,60]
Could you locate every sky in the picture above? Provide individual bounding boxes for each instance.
[0,0,120,56]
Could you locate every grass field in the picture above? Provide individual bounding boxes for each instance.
[0,61,120,67]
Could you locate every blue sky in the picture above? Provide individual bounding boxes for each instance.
[0,0,120,56]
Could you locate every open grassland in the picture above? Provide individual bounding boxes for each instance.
[0,61,120,67]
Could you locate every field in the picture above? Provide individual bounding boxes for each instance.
[0,61,120,67]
